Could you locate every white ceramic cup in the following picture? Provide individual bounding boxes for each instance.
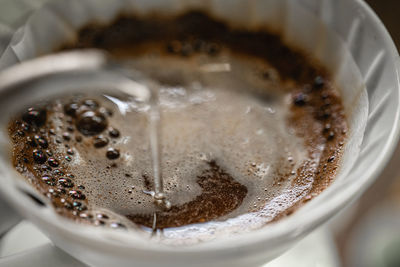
[0,0,399,266]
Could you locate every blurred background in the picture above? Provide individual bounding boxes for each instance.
[0,0,400,266]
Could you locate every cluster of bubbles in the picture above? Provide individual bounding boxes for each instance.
[12,97,128,229]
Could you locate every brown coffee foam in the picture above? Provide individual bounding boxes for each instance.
[65,59,303,221]
[8,10,347,243]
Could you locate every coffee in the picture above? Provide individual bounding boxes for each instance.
[8,11,347,244]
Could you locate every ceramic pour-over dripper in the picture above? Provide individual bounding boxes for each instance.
[0,1,399,267]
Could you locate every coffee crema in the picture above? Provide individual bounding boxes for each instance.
[8,11,347,244]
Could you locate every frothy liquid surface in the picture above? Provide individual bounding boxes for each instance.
[8,11,347,244]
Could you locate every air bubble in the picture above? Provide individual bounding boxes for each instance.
[33,149,47,164]
[69,190,86,200]
[106,148,120,160]
[48,158,59,167]
[59,178,74,188]
[93,135,109,148]
[108,127,120,138]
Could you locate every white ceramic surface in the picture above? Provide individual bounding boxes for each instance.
[0,0,398,266]
[0,221,339,267]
